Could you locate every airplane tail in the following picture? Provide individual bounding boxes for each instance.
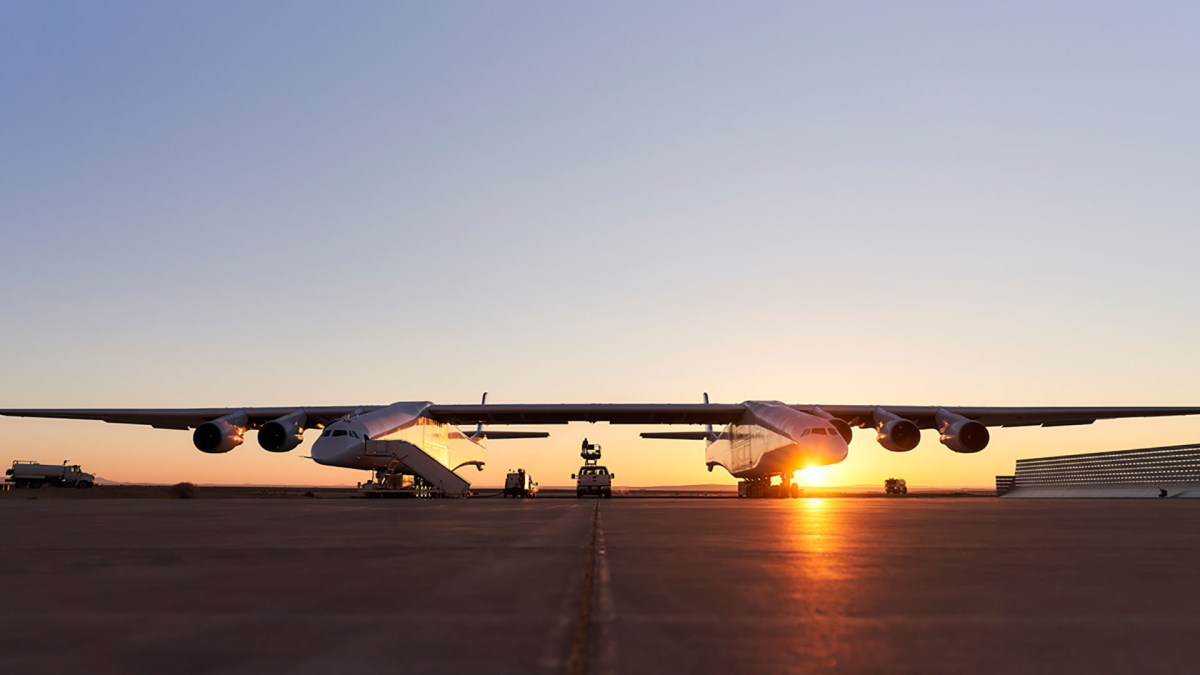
[471,392,488,440]
[638,393,720,444]
[703,392,717,443]
[468,392,548,441]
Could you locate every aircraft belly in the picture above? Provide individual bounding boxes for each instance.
[715,436,849,479]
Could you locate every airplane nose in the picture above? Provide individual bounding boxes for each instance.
[312,436,360,466]
[310,439,335,466]
[827,434,850,463]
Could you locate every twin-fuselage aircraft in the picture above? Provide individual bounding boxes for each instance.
[4,397,1199,497]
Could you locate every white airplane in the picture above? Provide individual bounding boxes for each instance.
[3,397,1199,497]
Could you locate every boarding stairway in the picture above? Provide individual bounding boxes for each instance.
[362,440,472,497]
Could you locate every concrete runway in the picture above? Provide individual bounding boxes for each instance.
[2,498,1198,674]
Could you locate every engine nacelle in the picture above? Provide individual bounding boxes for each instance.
[193,412,248,454]
[258,411,307,453]
[936,409,990,453]
[830,419,853,444]
[874,408,921,452]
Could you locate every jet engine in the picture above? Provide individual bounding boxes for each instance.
[830,419,853,444]
[258,411,306,453]
[874,408,921,452]
[193,412,248,454]
[936,410,990,453]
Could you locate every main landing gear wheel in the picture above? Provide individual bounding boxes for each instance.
[779,475,802,499]
[738,476,803,499]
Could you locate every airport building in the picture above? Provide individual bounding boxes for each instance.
[997,442,1200,498]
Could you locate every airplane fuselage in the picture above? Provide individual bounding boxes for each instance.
[704,401,849,478]
[312,401,485,475]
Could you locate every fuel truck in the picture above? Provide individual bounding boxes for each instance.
[5,461,95,489]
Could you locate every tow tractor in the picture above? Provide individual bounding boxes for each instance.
[572,438,614,498]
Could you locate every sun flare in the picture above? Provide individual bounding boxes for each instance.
[795,466,826,486]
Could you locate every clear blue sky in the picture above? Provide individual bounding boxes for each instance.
[2,1,1198,487]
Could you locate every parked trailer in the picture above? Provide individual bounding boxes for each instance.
[5,461,95,489]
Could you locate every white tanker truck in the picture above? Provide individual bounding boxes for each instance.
[5,461,95,489]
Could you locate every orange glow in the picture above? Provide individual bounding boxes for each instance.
[786,498,850,585]
[795,465,826,486]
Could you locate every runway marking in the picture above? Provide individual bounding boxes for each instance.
[593,508,617,675]
[566,501,600,675]
[561,501,620,675]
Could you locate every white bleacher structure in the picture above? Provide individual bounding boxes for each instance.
[997,442,1200,498]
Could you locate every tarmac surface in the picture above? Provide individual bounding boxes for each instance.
[2,496,1199,674]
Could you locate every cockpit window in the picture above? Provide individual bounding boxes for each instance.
[813,428,826,435]
[332,430,347,437]
[350,431,359,439]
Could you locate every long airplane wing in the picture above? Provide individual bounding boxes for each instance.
[0,406,380,430]
[425,403,747,425]
[0,403,745,429]
[792,405,1200,429]
[2,403,1199,430]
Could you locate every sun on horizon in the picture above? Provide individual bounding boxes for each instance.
[794,466,828,486]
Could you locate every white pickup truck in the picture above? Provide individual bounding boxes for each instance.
[572,465,614,498]
[5,461,95,489]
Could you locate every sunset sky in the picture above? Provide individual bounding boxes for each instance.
[2,2,1199,487]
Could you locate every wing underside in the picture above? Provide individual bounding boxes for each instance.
[2,403,1198,432]
[794,405,1200,429]
[0,406,378,430]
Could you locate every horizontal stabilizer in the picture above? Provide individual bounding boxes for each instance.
[477,430,550,440]
[641,431,714,441]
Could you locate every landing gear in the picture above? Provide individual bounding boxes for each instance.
[358,466,436,498]
[737,475,803,499]
[738,478,773,498]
